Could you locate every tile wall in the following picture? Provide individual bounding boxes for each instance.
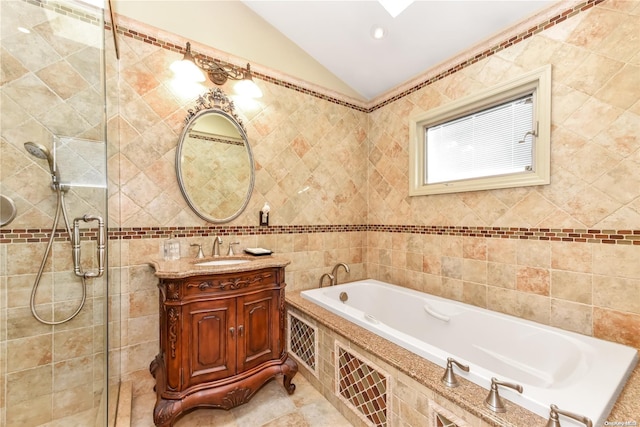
[366,0,640,349]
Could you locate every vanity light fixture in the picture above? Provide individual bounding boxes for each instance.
[171,42,263,98]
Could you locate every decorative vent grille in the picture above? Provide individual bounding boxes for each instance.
[429,400,468,427]
[287,311,318,375]
[335,342,388,427]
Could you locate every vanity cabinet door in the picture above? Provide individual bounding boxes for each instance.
[185,298,237,386]
[237,289,280,372]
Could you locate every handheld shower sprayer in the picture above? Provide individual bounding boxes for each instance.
[24,140,85,324]
[24,141,62,188]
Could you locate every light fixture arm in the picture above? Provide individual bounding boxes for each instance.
[182,42,252,85]
[176,42,262,98]
[195,57,247,85]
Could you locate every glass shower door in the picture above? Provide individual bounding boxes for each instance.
[0,1,117,425]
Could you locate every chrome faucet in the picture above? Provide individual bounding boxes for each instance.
[330,262,350,286]
[212,236,222,257]
[546,404,592,427]
[484,377,523,413]
[319,273,334,288]
[441,357,469,388]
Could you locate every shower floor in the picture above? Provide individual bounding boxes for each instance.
[130,374,352,427]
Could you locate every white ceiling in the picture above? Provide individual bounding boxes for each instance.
[114,0,556,102]
[242,1,554,100]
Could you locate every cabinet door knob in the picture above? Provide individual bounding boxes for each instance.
[238,325,244,336]
[229,327,235,337]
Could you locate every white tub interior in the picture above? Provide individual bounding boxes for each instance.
[301,279,638,427]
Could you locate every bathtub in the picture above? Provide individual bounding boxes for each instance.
[301,279,638,426]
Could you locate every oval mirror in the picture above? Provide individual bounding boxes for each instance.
[176,88,254,223]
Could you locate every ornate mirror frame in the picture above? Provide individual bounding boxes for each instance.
[176,88,255,223]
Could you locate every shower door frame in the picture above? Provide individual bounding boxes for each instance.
[0,0,119,425]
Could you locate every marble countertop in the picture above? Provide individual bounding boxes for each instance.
[149,254,291,279]
[286,291,640,427]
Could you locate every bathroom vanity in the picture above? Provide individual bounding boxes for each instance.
[149,255,297,427]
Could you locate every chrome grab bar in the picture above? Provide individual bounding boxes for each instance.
[73,214,105,279]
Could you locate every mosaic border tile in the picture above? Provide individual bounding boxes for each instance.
[287,310,319,377]
[335,341,390,427]
[1,224,638,245]
[23,0,103,25]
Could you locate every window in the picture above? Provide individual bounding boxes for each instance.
[409,65,551,195]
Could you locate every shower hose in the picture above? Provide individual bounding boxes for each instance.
[30,185,87,325]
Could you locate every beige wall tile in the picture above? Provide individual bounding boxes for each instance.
[6,334,52,373]
[551,270,592,304]
[551,241,592,273]
[550,299,593,336]
[594,308,640,349]
[487,262,516,290]
[516,266,550,296]
[593,275,640,315]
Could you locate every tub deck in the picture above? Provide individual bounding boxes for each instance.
[286,290,640,427]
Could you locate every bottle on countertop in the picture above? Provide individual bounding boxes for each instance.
[163,233,181,261]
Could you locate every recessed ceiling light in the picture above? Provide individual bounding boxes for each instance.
[370,25,387,40]
[17,27,30,34]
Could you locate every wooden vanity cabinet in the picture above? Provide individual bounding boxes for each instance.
[149,266,297,427]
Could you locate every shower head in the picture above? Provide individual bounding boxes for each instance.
[24,141,58,181]
[25,141,55,171]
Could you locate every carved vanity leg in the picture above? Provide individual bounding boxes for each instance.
[153,397,181,427]
[282,356,298,395]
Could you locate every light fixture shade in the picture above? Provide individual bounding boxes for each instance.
[170,58,206,83]
[234,78,263,98]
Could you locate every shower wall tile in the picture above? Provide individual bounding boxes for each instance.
[5,334,52,373]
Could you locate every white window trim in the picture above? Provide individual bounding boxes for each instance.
[409,64,551,196]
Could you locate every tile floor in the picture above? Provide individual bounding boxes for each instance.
[131,374,353,427]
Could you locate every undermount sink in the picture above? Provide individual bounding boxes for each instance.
[195,259,251,266]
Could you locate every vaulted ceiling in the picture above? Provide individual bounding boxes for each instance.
[113,0,556,102]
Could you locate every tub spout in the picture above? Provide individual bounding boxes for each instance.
[546,404,592,427]
[319,273,334,288]
[441,357,469,388]
[484,377,523,413]
[331,262,350,286]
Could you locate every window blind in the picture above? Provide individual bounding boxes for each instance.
[425,95,534,184]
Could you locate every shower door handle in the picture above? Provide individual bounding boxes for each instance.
[73,214,105,279]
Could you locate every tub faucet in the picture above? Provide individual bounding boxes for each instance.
[484,377,523,413]
[331,262,350,286]
[319,273,334,288]
[545,404,592,427]
[441,357,469,388]
[212,236,222,257]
